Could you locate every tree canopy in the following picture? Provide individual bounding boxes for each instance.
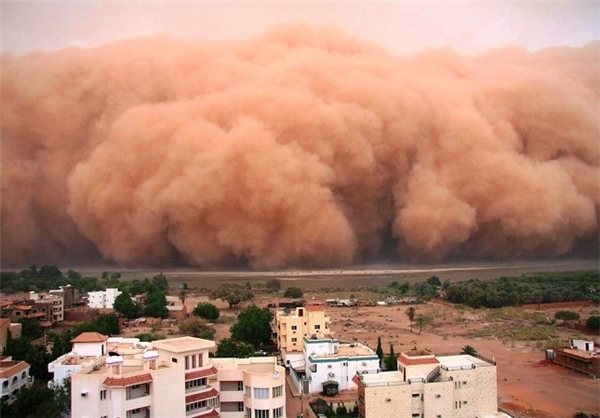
[192,302,220,321]
[230,305,274,349]
[113,290,142,319]
[214,338,256,358]
[283,287,303,298]
[210,283,254,309]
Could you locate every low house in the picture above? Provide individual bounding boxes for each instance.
[0,358,33,403]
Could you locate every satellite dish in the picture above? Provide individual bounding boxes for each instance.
[283,307,291,315]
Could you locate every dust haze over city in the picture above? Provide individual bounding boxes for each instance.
[1,2,599,271]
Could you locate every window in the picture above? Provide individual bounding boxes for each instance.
[172,358,178,363]
[185,378,207,389]
[412,393,420,398]
[132,384,140,390]
[208,397,219,408]
[273,406,284,418]
[291,338,297,343]
[246,407,252,418]
[100,390,107,400]
[291,325,297,332]
[272,385,283,397]
[185,356,190,370]
[245,386,251,397]
[237,381,244,391]
[131,409,141,414]
[237,402,244,412]
[255,410,269,418]
[192,355,197,369]
[315,325,321,330]
[254,387,269,399]
[186,400,207,412]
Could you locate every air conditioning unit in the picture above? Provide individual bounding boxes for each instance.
[327,365,332,369]
[80,391,89,397]
[362,362,367,366]
[328,372,335,378]
[435,394,441,398]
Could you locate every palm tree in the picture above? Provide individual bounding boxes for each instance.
[461,345,477,356]
[405,306,416,333]
[179,289,187,306]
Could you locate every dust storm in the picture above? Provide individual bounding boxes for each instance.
[2,25,598,269]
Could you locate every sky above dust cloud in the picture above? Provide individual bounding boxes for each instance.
[1,3,599,269]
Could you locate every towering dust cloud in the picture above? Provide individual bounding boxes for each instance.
[2,25,599,269]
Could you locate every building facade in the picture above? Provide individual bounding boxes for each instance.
[87,288,122,309]
[212,357,286,418]
[356,350,500,418]
[272,304,330,366]
[55,334,286,418]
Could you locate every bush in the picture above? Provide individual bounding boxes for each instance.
[192,302,220,321]
[283,287,303,298]
[586,316,600,330]
[554,311,581,321]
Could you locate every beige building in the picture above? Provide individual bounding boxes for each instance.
[273,304,330,366]
[356,350,503,418]
[212,357,286,418]
[59,334,286,418]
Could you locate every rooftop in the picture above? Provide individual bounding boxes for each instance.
[0,361,29,379]
[152,336,215,353]
[71,332,109,343]
[437,354,494,369]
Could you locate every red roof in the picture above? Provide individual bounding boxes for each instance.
[103,373,153,387]
[190,410,220,418]
[185,366,218,380]
[185,388,219,403]
[399,355,439,366]
[304,304,326,311]
[71,332,108,343]
[0,361,29,379]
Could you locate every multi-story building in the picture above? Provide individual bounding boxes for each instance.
[272,304,330,366]
[356,349,501,418]
[289,335,380,396]
[87,288,122,309]
[29,291,64,323]
[54,334,286,418]
[0,357,33,403]
[212,357,286,418]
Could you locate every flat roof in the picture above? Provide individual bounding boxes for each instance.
[359,371,405,386]
[152,336,215,353]
[437,354,492,368]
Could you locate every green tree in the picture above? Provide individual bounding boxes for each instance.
[230,305,274,349]
[427,276,442,287]
[143,291,169,319]
[210,283,254,309]
[179,317,215,339]
[192,302,221,321]
[415,314,432,335]
[18,318,44,340]
[179,289,187,306]
[113,291,142,319]
[0,380,67,418]
[214,338,256,358]
[586,315,600,330]
[461,345,478,356]
[375,336,384,362]
[283,287,303,298]
[152,273,169,291]
[384,344,397,371]
[265,278,282,292]
[405,306,416,333]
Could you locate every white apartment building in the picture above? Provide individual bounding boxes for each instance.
[87,288,122,309]
[290,335,380,396]
[52,334,286,418]
[272,304,330,366]
[356,350,503,418]
[1,357,33,403]
[212,357,286,418]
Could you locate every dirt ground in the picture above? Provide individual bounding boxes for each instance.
[121,292,600,418]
